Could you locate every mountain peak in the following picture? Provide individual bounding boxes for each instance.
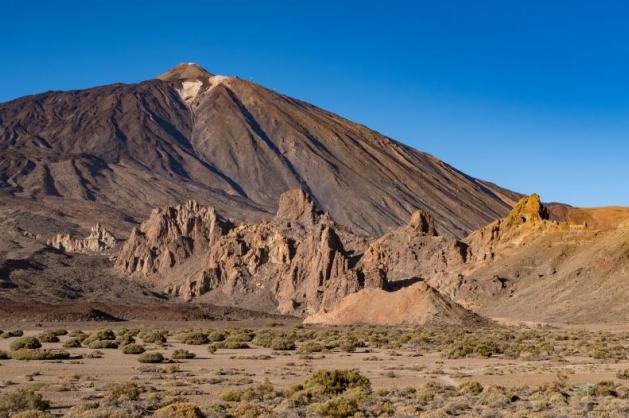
[156,63,214,81]
[507,194,549,224]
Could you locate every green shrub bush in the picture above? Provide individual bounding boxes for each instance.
[88,340,118,349]
[271,337,296,351]
[208,331,226,342]
[304,369,371,396]
[0,388,50,415]
[68,330,88,341]
[121,344,146,355]
[106,382,142,401]
[37,332,59,343]
[62,338,82,348]
[116,334,135,346]
[139,330,167,344]
[1,330,24,338]
[300,342,324,353]
[172,349,196,359]
[211,340,250,350]
[251,332,275,348]
[154,402,203,418]
[178,332,208,345]
[220,390,242,402]
[10,349,70,361]
[10,337,42,351]
[308,395,360,417]
[83,329,115,345]
[138,352,164,363]
[458,380,484,395]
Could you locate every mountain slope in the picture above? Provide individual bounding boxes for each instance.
[0,63,516,238]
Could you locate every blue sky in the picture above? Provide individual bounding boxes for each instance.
[1,0,628,207]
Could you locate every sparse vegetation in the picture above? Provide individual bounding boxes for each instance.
[62,338,82,348]
[10,349,71,361]
[139,330,167,344]
[1,330,24,338]
[2,323,629,416]
[138,352,165,363]
[106,382,142,401]
[10,337,42,351]
[82,329,116,346]
[88,340,119,349]
[37,332,59,343]
[0,388,50,416]
[154,402,203,418]
[121,343,146,355]
[177,332,208,345]
[304,369,371,395]
[270,337,296,351]
[172,349,196,359]
[116,334,135,346]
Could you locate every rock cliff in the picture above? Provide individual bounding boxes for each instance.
[115,189,378,315]
[48,223,117,253]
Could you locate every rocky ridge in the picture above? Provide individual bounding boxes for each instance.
[116,189,376,316]
[48,223,118,253]
[114,190,588,323]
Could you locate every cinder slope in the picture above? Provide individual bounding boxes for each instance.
[0,63,516,238]
[548,204,629,230]
[304,281,484,326]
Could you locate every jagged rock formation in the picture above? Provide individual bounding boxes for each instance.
[116,189,376,315]
[116,201,233,275]
[6,185,629,325]
[308,193,629,324]
[304,282,484,326]
[115,190,488,323]
[409,210,438,236]
[358,210,466,285]
[0,63,518,240]
[48,223,117,253]
[463,194,561,263]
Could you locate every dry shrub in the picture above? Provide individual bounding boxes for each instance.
[0,388,50,415]
[10,337,42,351]
[138,352,164,363]
[121,344,145,355]
[154,402,203,418]
[106,382,142,401]
[10,349,70,361]
[171,349,196,359]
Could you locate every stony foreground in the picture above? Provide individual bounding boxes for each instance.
[0,322,628,417]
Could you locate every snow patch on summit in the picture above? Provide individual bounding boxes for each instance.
[176,75,233,105]
[177,80,203,104]
[208,75,232,89]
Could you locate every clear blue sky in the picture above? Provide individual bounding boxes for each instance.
[2,1,628,207]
